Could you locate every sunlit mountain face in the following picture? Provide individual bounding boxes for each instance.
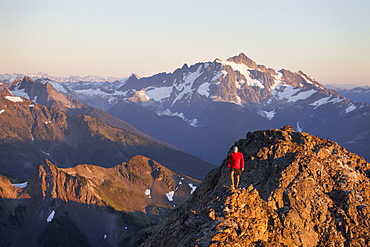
[32,53,368,164]
[0,77,215,181]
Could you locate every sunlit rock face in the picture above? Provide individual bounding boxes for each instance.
[139,126,370,247]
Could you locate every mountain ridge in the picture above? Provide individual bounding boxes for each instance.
[0,156,200,246]
[3,54,369,165]
[103,53,369,164]
[0,77,215,181]
[139,126,370,247]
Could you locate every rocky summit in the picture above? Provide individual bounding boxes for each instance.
[139,126,370,247]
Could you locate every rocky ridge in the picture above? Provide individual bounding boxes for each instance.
[139,126,370,247]
[0,156,200,246]
[0,78,215,180]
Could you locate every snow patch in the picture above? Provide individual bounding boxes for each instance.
[296,122,302,132]
[211,71,224,82]
[10,86,30,99]
[156,109,198,127]
[47,210,55,223]
[271,73,283,90]
[29,104,35,107]
[197,82,212,97]
[5,96,24,103]
[273,87,316,103]
[0,109,4,115]
[257,110,275,120]
[172,65,203,106]
[299,72,314,84]
[12,182,28,189]
[221,61,265,88]
[145,86,172,101]
[345,103,356,113]
[166,191,175,201]
[188,183,197,194]
[188,118,198,127]
[310,96,344,109]
[145,189,151,198]
[49,81,68,93]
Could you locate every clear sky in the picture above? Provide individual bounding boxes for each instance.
[1,0,369,85]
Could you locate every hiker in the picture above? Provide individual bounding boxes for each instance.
[227,146,244,189]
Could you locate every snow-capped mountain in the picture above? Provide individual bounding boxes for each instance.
[106,53,341,125]
[107,53,370,164]
[0,72,124,84]
[6,53,370,165]
[0,73,129,110]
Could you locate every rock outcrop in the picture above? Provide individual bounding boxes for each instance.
[139,126,370,247]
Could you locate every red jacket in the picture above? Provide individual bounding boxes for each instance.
[227,152,244,169]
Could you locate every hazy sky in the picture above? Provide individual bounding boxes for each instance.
[1,0,369,85]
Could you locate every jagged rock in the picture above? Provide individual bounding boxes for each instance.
[0,156,200,246]
[139,126,370,247]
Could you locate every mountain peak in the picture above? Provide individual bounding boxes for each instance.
[226,52,258,70]
[129,73,141,80]
[140,127,370,246]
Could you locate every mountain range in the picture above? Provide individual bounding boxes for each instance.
[336,86,370,104]
[23,53,368,165]
[1,53,369,246]
[0,77,214,181]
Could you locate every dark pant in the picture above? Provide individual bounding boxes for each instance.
[231,168,242,175]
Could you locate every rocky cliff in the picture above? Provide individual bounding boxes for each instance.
[139,126,370,246]
[0,156,200,246]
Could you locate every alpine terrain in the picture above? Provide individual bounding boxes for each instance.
[25,53,369,165]
[0,156,200,246]
[139,126,370,247]
[0,77,215,181]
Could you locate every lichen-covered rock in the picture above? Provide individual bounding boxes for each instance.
[139,126,370,247]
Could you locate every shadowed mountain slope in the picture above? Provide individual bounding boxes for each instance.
[0,77,215,181]
[0,156,200,246]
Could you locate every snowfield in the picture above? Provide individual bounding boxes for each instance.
[5,96,24,103]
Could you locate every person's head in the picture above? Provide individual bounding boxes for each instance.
[232,146,238,153]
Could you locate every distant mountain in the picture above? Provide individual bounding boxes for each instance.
[0,72,124,84]
[4,53,369,165]
[335,86,370,104]
[0,77,215,180]
[139,126,370,246]
[324,83,360,91]
[0,73,128,111]
[96,53,368,164]
[0,156,200,246]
